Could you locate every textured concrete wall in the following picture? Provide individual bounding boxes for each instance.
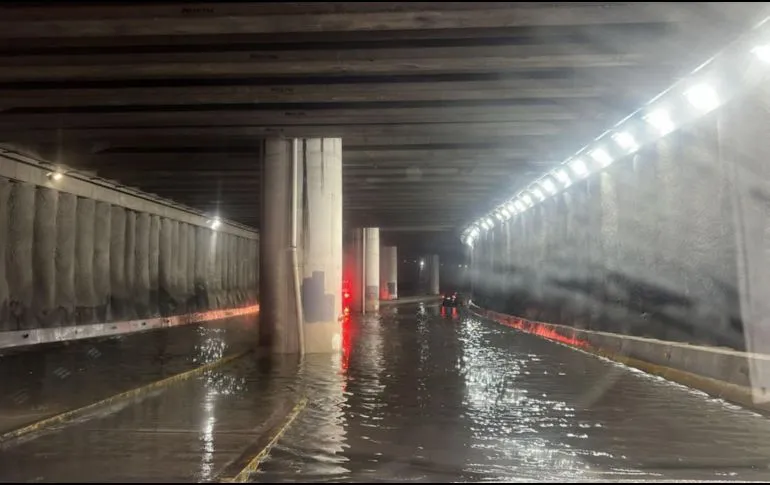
[0,174,258,334]
[472,109,744,350]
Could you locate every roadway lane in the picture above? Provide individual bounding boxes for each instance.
[5,303,770,482]
[259,302,770,482]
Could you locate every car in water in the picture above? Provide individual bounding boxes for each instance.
[441,291,464,307]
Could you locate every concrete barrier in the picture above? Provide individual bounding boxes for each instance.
[469,303,770,414]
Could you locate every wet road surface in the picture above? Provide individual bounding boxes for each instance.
[0,315,257,434]
[4,302,770,481]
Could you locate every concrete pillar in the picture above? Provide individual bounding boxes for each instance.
[110,207,127,319]
[33,187,57,327]
[7,182,35,329]
[301,138,343,354]
[364,227,380,312]
[135,212,151,319]
[429,254,440,295]
[381,246,398,300]
[75,198,96,323]
[148,215,161,316]
[159,217,174,316]
[0,179,9,328]
[124,210,137,319]
[55,193,77,326]
[186,224,196,310]
[194,225,209,309]
[93,202,112,322]
[260,138,298,353]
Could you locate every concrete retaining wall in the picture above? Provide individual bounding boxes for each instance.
[468,90,770,351]
[470,303,770,413]
[0,152,260,345]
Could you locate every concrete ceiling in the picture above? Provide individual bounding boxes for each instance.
[0,2,764,249]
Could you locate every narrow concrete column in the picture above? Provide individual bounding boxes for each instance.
[429,254,440,295]
[148,215,161,316]
[207,231,220,310]
[381,246,398,300]
[93,202,111,322]
[186,224,196,310]
[301,138,343,354]
[194,226,209,309]
[260,138,298,353]
[7,182,35,329]
[75,198,96,324]
[55,193,76,326]
[0,179,9,328]
[110,207,127,320]
[159,217,174,316]
[124,210,137,319]
[228,234,238,306]
[33,187,57,327]
[135,212,151,318]
[178,222,189,311]
[364,227,380,312]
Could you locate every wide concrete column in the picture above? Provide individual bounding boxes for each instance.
[364,227,380,312]
[429,254,440,295]
[301,138,343,354]
[260,138,299,354]
[381,246,398,300]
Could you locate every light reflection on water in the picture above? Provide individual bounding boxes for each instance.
[255,304,770,482]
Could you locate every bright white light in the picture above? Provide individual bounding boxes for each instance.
[506,201,516,213]
[210,217,221,230]
[464,236,474,247]
[569,158,589,178]
[521,194,534,207]
[540,178,557,195]
[495,212,504,221]
[531,188,546,201]
[553,169,571,186]
[685,83,719,113]
[612,131,638,153]
[486,217,494,228]
[644,108,675,136]
[590,148,613,168]
[501,207,511,218]
[47,171,64,181]
[420,259,425,268]
[515,200,525,212]
[752,45,770,63]
[470,227,479,237]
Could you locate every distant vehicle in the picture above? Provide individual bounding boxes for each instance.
[441,291,464,307]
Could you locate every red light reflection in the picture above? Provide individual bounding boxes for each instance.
[481,308,587,348]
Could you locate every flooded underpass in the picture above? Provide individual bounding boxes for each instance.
[4,302,770,482]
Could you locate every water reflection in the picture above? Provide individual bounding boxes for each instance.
[259,303,770,482]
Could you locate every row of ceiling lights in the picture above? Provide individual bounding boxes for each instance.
[461,33,770,248]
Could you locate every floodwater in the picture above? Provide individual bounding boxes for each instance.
[4,302,770,482]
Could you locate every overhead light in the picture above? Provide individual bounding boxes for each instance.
[470,227,479,237]
[644,108,675,136]
[209,217,221,230]
[47,171,64,181]
[486,217,494,228]
[506,201,516,213]
[501,207,511,218]
[553,168,571,186]
[531,187,546,201]
[540,178,557,195]
[465,236,474,247]
[612,131,638,153]
[569,158,589,178]
[495,212,504,221]
[514,200,526,211]
[752,45,770,63]
[521,194,534,207]
[590,148,613,168]
[685,83,719,113]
